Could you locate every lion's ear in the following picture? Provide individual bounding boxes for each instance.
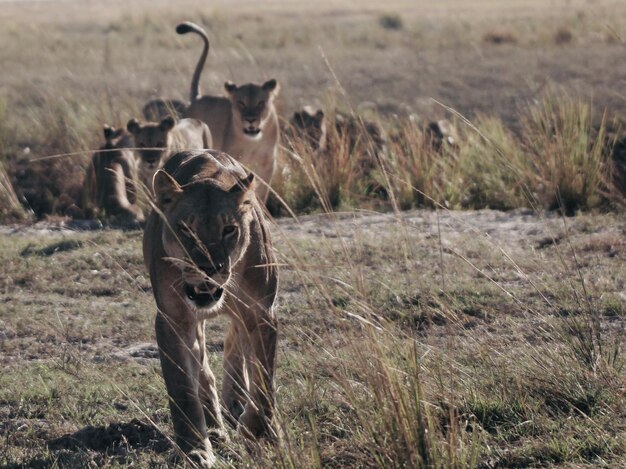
[153,170,183,208]
[127,118,141,135]
[224,81,238,94]
[103,124,114,140]
[262,78,280,92]
[314,109,324,121]
[262,79,280,97]
[292,111,304,126]
[229,173,255,193]
[105,126,124,141]
[159,116,176,132]
[229,173,255,204]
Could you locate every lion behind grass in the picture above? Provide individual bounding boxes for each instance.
[143,149,279,467]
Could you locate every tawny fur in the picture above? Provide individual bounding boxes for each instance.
[177,21,280,203]
[141,98,188,122]
[127,116,212,190]
[82,125,144,224]
[143,149,279,467]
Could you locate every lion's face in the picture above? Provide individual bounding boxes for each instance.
[153,169,255,313]
[225,79,279,141]
[127,116,175,179]
[291,107,326,151]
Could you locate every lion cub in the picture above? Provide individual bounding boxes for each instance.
[143,150,279,467]
[177,21,280,203]
[288,106,327,152]
[126,116,212,189]
[82,125,144,224]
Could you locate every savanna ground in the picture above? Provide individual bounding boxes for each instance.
[0,0,625,467]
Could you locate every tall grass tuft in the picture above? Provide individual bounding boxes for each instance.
[442,115,532,210]
[20,95,98,158]
[384,117,442,209]
[272,131,326,215]
[6,95,106,218]
[0,164,30,223]
[329,335,481,468]
[273,112,367,215]
[2,88,623,219]
[521,90,612,214]
[0,99,30,222]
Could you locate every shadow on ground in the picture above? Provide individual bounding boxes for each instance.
[1,419,170,469]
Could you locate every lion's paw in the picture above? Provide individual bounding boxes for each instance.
[186,448,216,468]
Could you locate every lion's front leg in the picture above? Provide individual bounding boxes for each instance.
[196,323,227,444]
[222,322,248,428]
[254,153,275,204]
[155,311,215,466]
[106,162,144,224]
[238,312,278,439]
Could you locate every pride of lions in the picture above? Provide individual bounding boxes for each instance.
[85,21,282,467]
[85,20,281,226]
[79,20,453,467]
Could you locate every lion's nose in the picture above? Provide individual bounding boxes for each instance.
[201,262,224,276]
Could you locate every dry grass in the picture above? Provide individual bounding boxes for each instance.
[0,1,625,467]
[272,88,620,216]
[483,30,517,45]
[0,207,624,468]
[522,91,613,213]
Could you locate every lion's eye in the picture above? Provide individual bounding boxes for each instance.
[256,101,265,109]
[237,101,246,110]
[222,225,237,239]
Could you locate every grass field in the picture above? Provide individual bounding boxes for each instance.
[0,0,625,467]
[0,0,625,219]
[1,209,625,467]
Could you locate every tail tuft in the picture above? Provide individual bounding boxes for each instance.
[176,21,209,103]
[176,22,200,35]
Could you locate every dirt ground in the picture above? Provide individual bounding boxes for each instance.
[0,208,624,466]
[2,206,624,356]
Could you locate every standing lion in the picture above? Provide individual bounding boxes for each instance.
[143,149,279,467]
[177,21,280,203]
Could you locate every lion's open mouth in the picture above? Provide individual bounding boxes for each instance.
[243,128,261,136]
[184,283,224,308]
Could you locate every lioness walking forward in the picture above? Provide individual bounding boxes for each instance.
[177,21,280,204]
[143,150,279,467]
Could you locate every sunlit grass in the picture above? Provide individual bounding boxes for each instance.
[0,2,625,467]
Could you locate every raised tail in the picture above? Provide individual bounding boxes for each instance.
[176,21,210,103]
